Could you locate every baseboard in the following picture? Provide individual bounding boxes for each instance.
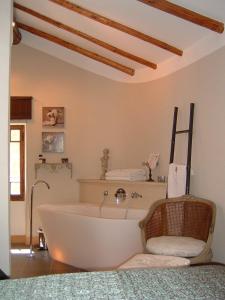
[11,235,39,246]
[25,236,39,246]
[11,235,26,244]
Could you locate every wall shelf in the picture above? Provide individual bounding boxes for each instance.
[35,163,72,178]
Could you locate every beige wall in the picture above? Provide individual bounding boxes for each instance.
[138,46,225,263]
[0,0,12,275]
[11,43,225,262]
[11,44,151,239]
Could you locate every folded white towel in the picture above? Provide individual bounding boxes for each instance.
[105,175,147,181]
[106,168,147,177]
[167,163,186,198]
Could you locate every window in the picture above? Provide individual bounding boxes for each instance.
[10,125,25,201]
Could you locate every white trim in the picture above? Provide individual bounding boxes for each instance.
[0,0,12,276]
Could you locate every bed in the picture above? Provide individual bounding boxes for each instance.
[0,265,225,299]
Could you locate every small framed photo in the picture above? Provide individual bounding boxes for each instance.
[42,132,64,153]
[42,107,64,127]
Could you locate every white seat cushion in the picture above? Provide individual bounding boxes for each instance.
[146,236,206,257]
[118,254,190,270]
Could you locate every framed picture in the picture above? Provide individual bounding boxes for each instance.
[42,132,64,153]
[42,107,64,127]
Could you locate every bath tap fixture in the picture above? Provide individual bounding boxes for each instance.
[131,192,143,199]
[29,180,50,256]
[115,188,126,204]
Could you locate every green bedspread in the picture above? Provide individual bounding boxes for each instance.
[0,265,225,299]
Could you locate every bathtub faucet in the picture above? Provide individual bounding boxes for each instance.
[131,192,142,199]
[30,180,50,256]
[115,188,126,204]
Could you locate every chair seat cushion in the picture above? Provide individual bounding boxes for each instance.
[146,236,206,257]
[118,254,190,269]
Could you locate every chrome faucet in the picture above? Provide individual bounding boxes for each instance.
[115,188,126,204]
[131,192,143,199]
[29,180,50,256]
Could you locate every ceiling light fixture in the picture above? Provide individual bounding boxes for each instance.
[12,21,22,45]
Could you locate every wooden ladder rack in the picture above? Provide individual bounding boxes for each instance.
[169,103,195,194]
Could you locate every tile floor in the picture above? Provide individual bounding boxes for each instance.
[11,244,85,279]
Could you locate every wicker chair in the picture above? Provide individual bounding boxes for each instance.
[139,195,216,264]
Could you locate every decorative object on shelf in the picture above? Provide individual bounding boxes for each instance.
[142,161,153,181]
[38,154,46,164]
[158,176,167,183]
[143,153,160,182]
[42,132,64,153]
[61,158,68,163]
[100,148,109,180]
[35,162,72,178]
[42,107,64,127]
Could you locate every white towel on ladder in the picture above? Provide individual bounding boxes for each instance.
[168,163,187,198]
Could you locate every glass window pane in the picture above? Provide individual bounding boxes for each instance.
[10,182,20,195]
[10,142,20,183]
[11,129,20,142]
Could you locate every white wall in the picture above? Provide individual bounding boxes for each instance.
[10,202,25,235]
[11,43,225,263]
[0,0,12,275]
[138,46,225,263]
[11,44,150,239]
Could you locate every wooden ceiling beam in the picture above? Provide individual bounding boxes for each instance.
[14,2,157,69]
[49,0,183,56]
[17,22,135,76]
[138,0,224,34]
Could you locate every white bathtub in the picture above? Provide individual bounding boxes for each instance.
[38,203,148,270]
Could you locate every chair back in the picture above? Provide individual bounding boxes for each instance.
[140,195,216,243]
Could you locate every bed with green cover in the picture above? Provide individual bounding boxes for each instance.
[0,265,225,299]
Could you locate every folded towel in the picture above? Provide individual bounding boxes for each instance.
[167,163,186,198]
[105,175,147,181]
[106,168,147,178]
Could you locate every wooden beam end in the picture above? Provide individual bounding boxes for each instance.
[138,0,225,35]
[216,23,224,34]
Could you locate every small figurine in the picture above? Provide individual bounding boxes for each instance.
[100,148,109,180]
[61,158,68,163]
[38,154,46,164]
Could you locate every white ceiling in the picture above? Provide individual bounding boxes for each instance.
[14,0,225,82]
